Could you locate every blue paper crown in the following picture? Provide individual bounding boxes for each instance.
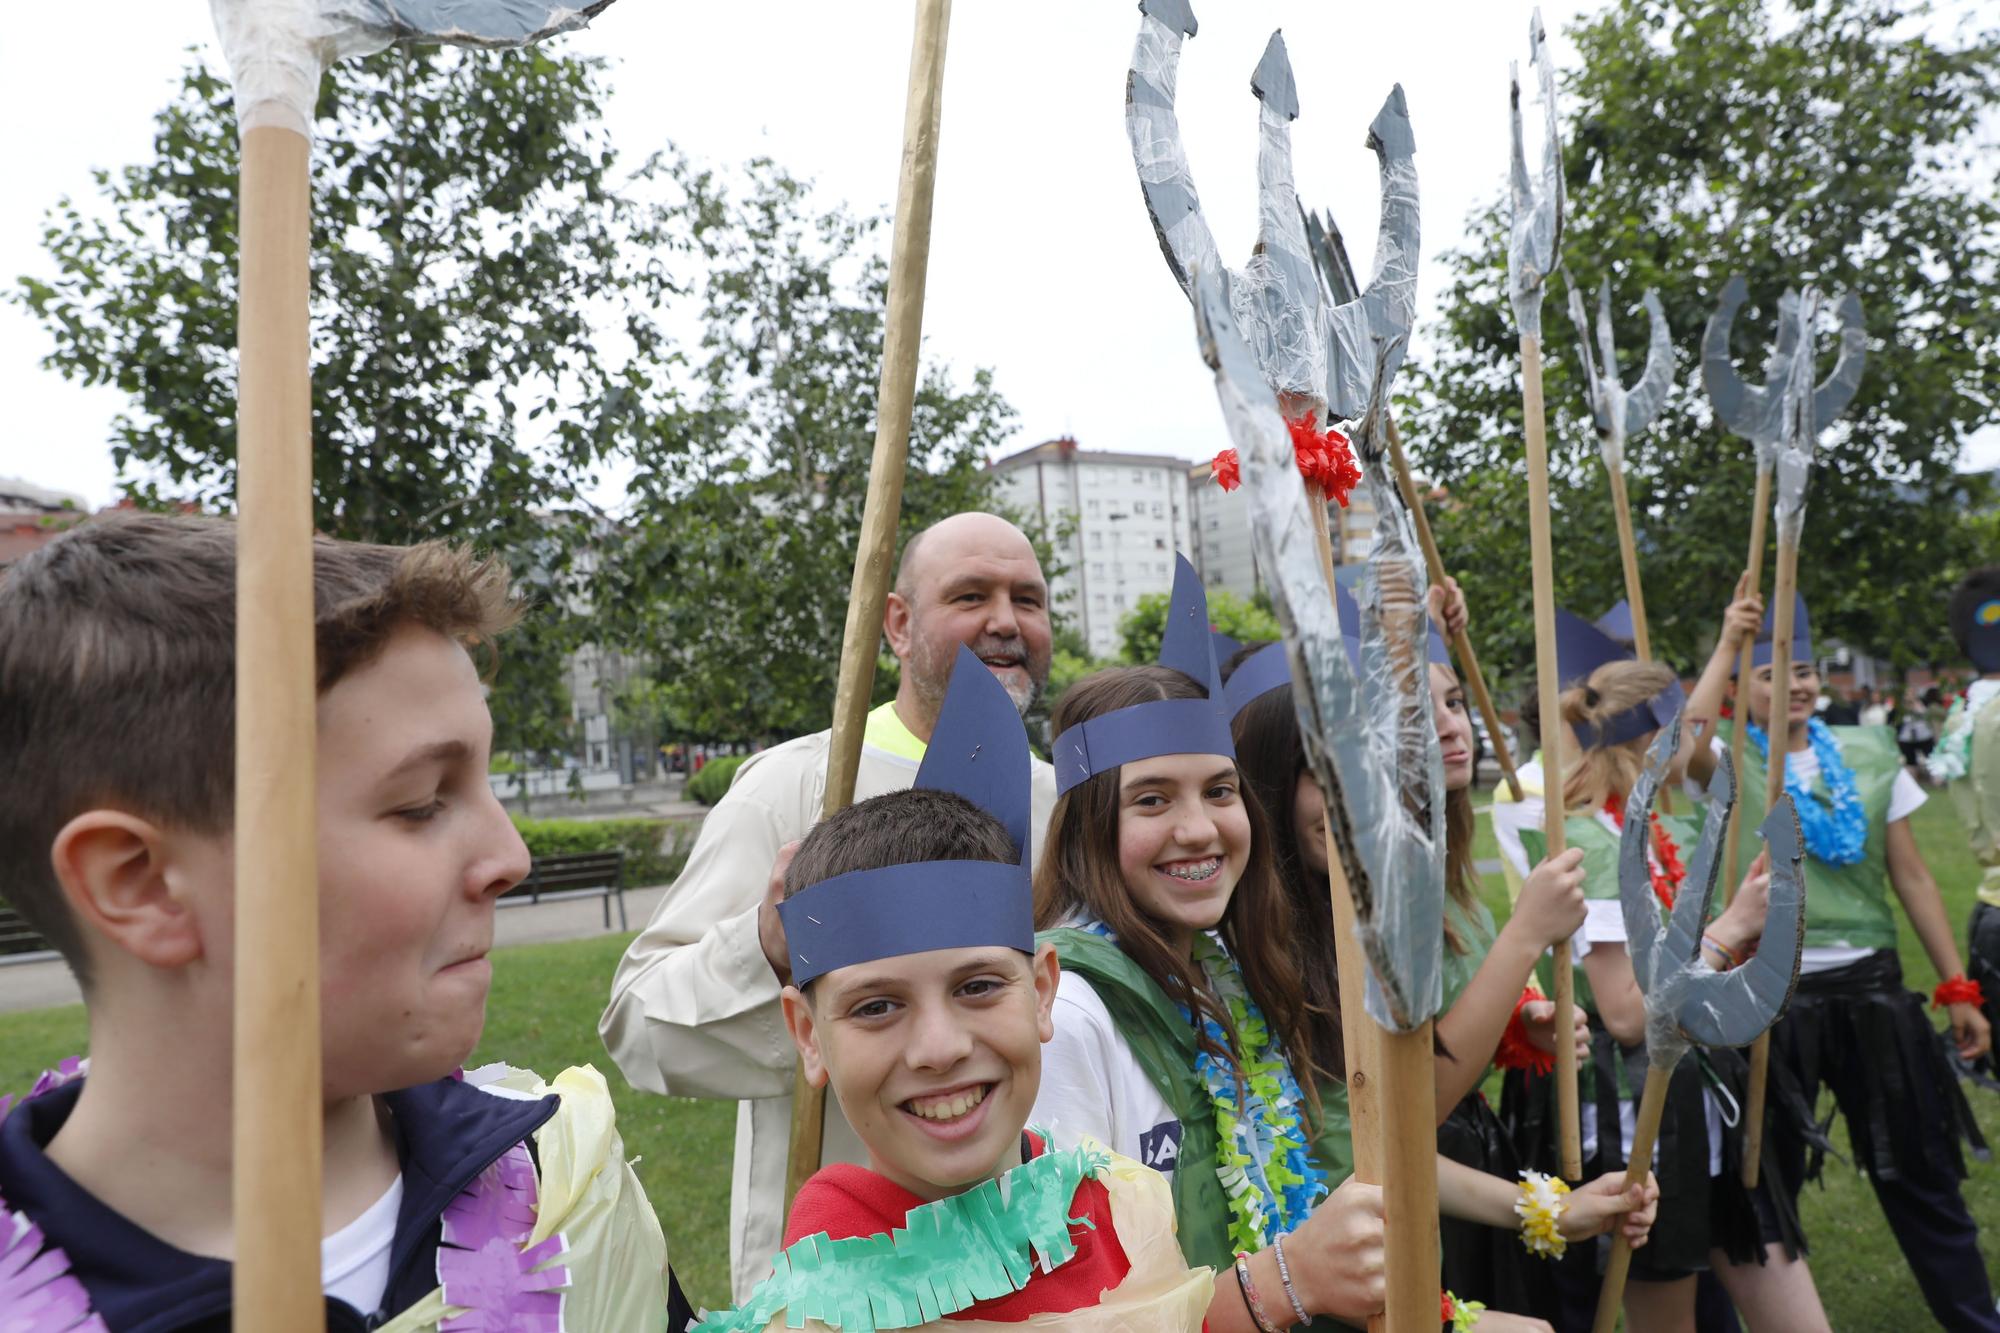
[1052,555,1236,795]
[777,645,1033,988]
[1746,591,1813,672]
[1218,578,1451,723]
[1554,607,1685,749]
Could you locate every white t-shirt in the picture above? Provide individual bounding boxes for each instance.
[1032,970,1186,1178]
[1692,734,1925,973]
[321,1173,403,1315]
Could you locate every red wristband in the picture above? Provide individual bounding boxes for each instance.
[1934,975,1986,1009]
[1494,985,1555,1075]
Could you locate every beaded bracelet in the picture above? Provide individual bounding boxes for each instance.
[1934,974,1987,1009]
[1514,1170,1571,1258]
[1272,1233,1310,1327]
[1235,1253,1282,1333]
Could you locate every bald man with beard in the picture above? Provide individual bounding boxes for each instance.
[600,512,1057,1300]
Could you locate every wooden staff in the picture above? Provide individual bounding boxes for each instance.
[785,0,954,1208]
[232,121,323,1324]
[1741,533,1797,1188]
[1591,1064,1671,1333]
[1386,417,1523,802]
[1605,464,1652,662]
[1721,464,1773,897]
[1521,333,1583,1179]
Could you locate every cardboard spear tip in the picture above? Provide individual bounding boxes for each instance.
[1138,0,1198,39]
[1251,31,1299,121]
[345,0,618,47]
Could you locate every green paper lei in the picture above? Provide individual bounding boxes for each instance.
[696,1138,1110,1333]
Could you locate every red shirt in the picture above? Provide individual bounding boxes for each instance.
[782,1134,1133,1321]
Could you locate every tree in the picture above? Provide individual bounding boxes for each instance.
[1117,587,1281,665]
[1407,0,2000,685]
[16,45,691,757]
[598,160,1019,743]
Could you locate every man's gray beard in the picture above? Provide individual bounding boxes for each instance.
[909,635,1042,719]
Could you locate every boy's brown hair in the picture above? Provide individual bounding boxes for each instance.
[0,511,520,984]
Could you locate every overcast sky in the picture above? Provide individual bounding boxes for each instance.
[3,2,1994,508]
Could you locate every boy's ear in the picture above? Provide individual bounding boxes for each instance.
[50,811,209,971]
[1031,942,1060,1044]
[781,984,830,1089]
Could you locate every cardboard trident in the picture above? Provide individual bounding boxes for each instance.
[1195,262,1446,1333]
[1301,202,1527,803]
[1506,8,1584,1180]
[1567,279,1674,662]
[1717,283,1866,1187]
[1132,6,1439,1324]
[1702,279,1867,893]
[1590,724,1806,1333]
[787,0,956,1206]
[205,1,614,1322]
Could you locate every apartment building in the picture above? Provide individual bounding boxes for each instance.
[988,437,1195,659]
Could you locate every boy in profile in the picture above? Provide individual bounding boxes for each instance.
[695,648,1385,1332]
[0,513,689,1331]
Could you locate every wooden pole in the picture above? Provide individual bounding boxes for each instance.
[231,122,323,1327]
[1604,464,1651,662]
[1521,333,1583,1179]
[1590,1064,1672,1333]
[785,0,954,1209]
[1386,417,1524,802]
[1721,464,1773,901]
[1741,534,1798,1189]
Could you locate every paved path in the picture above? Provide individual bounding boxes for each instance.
[0,884,670,1017]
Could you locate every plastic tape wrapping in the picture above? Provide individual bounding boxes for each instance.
[1322,145,1420,424]
[1505,31,1563,339]
[1229,98,1326,401]
[209,0,609,137]
[1126,12,1220,296]
[1194,265,1444,1032]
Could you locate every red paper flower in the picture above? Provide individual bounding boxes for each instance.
[1494,985,1555,1075]
[1441,1290,1456,1322]
[1287,415,1362,507]
[1211,448,1241,492]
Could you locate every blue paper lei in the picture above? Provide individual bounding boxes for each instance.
[1747,717,1868,866]
[1079,921,1327,1250]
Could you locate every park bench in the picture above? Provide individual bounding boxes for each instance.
[0,901,57,965]
[502,850,629,930]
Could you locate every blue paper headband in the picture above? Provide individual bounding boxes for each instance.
[1053,555,1235,795]
[778,645,1032,988]
[1970,600,2000,674]
[1222,640,1293,719]
[1554,607,1684,750]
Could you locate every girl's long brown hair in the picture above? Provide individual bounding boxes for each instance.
[1033,665,1321,1100]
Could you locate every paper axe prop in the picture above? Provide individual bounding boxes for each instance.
[1195,257,1445,1333]
[1702,279,1866,896]
[787,0,957,1208]
[1567,278,1674,662]
[205,1,614,1320]
[1505,7,1585,1180]
[1730,284,1866,1187]
[1591,723,1806,1332]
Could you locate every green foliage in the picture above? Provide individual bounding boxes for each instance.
[593,160,1013,744]
[1116,587,1281,665]
[510,815,693,887]
[1408,0,2000,690]
[685,755,749,806]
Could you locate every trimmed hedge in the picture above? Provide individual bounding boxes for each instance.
[686,755,748,806]
[511,816,695,887]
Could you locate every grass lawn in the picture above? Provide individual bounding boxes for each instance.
[2,794,1994,1321]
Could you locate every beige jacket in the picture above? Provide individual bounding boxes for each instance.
[599,701,1055,1300]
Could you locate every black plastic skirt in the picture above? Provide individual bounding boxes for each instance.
[1765,948,1990,1188]
[1502,1023,1804,1279]
[1438,1089,1559,1317]
[1971,902,2000,1084]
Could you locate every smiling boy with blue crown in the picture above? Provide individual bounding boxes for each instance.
[695,646,1349,1332]
[0,512,689,1331]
